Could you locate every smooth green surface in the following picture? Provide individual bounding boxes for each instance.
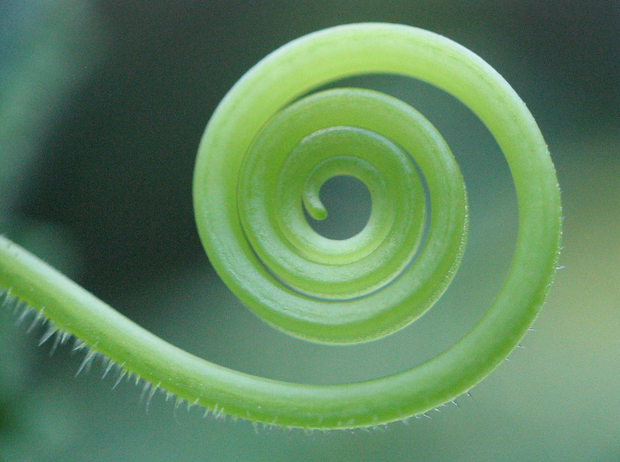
[0,23,561,430]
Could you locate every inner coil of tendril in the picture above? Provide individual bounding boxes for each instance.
[235,87,467,344]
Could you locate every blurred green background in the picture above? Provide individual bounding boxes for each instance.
[1,0,619,461]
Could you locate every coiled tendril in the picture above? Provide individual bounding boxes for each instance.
[0,23,561,429]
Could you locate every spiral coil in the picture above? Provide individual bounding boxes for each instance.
[190,23,561,426]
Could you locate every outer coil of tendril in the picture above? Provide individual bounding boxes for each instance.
[189,22,561,427]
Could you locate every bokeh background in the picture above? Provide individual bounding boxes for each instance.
[1,1,619,461]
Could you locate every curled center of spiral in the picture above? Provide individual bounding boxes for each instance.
[305,175,371,240]
[239,95,427,300]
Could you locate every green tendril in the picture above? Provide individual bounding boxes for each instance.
[0,23,562,430]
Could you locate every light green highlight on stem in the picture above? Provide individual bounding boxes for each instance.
[0,23,561,430]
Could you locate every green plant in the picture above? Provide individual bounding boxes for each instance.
[0,23,561,430]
